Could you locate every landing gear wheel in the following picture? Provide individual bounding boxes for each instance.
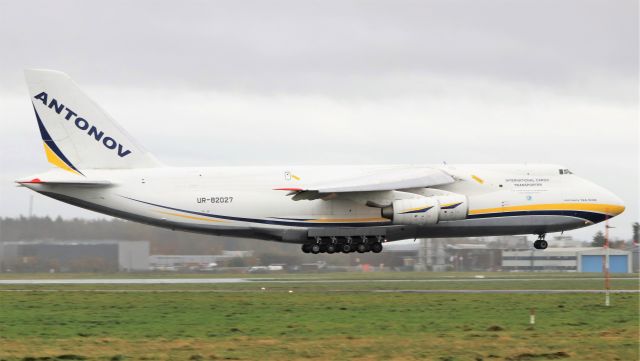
[370,242,383,253]
[356,244,367,253]
[326,244,336,254]
[310,244,321,254]
[534,234,548,250]
[533,239,548,250]
[341,244,352,253]
[301,244,311,253]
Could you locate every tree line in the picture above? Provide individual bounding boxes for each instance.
[0,216,299,255]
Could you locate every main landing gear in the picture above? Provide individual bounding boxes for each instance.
[533,234,548,250]
[301,236,384,254]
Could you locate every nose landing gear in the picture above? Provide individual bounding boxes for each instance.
[533,234,548,250]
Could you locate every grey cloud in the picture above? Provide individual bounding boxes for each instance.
[0,0,636,95]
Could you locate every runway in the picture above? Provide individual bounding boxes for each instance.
[0,276,634,285]
[0,278,249,285]
[0,276,638,295]
[0,288,636,294]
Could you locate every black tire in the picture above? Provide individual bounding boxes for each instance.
[326,244,336,254]
[310,244,321,254]
[356,243,367,253]
[341,244,352,253]
[301,244,311,253]
[371,242,383,253]
[539,240,548,249]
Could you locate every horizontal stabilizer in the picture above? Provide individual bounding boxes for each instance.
[16,178,112,187]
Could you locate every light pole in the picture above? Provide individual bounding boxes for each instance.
[603,218,613,307]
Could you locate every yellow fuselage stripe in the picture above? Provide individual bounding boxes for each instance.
[305,218,389,223]
[157,203,623,225]
[157,211,226,223]
[469,203,624,216]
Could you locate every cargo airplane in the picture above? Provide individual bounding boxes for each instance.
[16,69,626,254]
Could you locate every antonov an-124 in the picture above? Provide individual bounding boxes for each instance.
[17,70,625,254]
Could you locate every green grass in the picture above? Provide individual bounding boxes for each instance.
[0,273,638,361]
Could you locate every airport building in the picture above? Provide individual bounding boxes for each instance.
[149,250,254,270]
[502,247,632,273]
[384,239,504,271]
[385,239,634,273]
[0,240,149,272]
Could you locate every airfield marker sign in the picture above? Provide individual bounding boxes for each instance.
[529,308,536,325]
[604,218,612,307]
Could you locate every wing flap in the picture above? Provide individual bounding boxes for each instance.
[274,167,455,204]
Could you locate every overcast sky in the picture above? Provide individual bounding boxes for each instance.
[0,0,637,241]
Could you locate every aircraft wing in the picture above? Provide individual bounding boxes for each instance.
[275,167,455,200]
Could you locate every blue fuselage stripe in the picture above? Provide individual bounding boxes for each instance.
[123,196,391,227]
[467,210,606,224]
[124,196,607,228]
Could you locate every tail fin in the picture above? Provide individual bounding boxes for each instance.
[25,69,161,175]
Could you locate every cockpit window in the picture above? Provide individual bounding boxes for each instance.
[558,169,573,175]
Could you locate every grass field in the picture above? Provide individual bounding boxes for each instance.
[0,272,638,361]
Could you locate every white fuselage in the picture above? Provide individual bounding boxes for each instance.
[21,163,625,244]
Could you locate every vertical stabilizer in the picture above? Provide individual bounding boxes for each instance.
[25,69,161,174]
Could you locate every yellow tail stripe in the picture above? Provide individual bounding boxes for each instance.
[43,142,81,175]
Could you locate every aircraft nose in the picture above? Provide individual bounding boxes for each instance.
[611,195,625,216]
[602,189,625,217]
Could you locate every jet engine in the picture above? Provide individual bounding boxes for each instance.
[434,194,468,221]
[382,194,468,225]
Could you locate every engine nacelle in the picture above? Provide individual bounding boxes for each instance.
[384,198,440,226]
[436,194,468,221]
[383,194,468,225]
